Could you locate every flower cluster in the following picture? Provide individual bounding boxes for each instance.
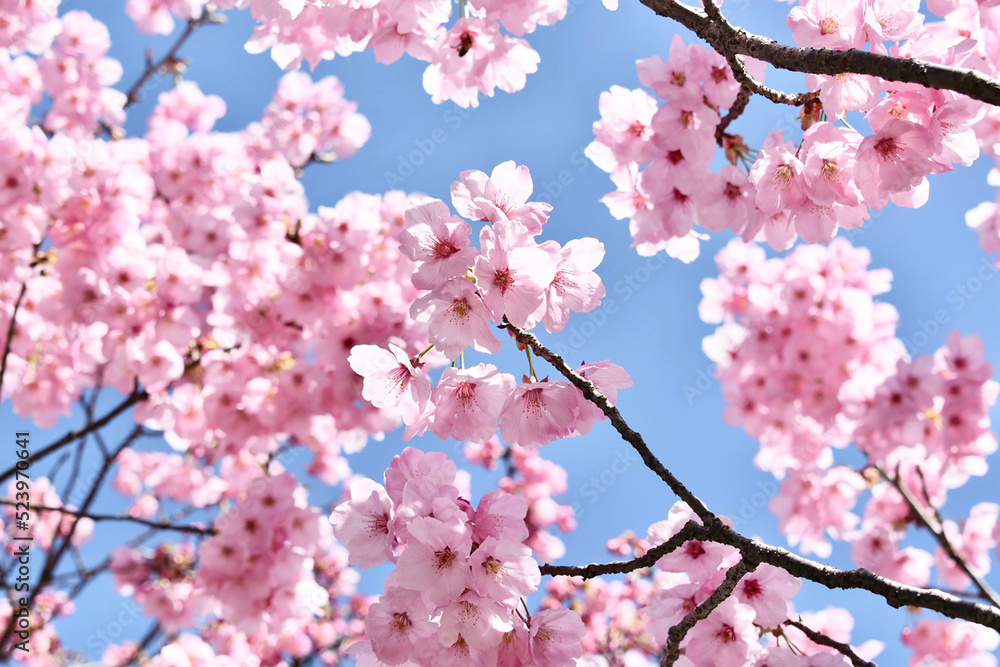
[349,161,633,449]
[589,5,989,259]
[701,235,1000,660]
[126,0,562,107]
[331,447,586,666]
[465,438,577,563]
[0,10,422,662]
[110,473,352,656]
[699,238,901,479]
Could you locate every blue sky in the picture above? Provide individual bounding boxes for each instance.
[5,0,1000,663]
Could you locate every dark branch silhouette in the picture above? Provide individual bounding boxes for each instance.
[641,0,1000,108]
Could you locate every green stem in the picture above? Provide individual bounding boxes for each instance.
[525,346,537,380]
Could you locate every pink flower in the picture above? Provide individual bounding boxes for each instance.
[699,165,754,234]
[411,279,501,359]
[473,490,531,544]
[430,365,516,442]
[800,123,863,207]
[467,536,540,603]
[788,0,865,49]
[398,198,478,291]
[734,564,801,628]
[541,237,606,333]
[854,119,937,205]
[573,360,633,435]
[393,515,472,607]
[805,72,880,119]
[749,131,807,216]
[438,591,514,651]
[384,447,458,508]
[529,607,585,666]
[589,86,659,171]
[636,35,705,104]
[348,344,432,425]
[451,160,552,233]
[499,377,581,448]
[649,100,719,166]
[423,18,540,108]
[365,589,437,665]
[473,221,558,328]
[684,597,758,667]
[330,478,396,568]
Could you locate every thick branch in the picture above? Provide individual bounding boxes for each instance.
[875,464,1000,608]
[541,521,707,578]
[701,1,814,107]
[784,619,875,667]
[662,558,757,666]
[642,0,1000,107]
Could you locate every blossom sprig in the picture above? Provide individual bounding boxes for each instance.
[349,161,633,451]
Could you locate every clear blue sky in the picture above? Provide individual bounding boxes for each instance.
[6,0,1000,663]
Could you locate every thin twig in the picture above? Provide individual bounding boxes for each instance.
[541,521,707,578]
[0,385,148,485]
[0,427,143,660]
[875,464,1000,608]
[125,622,163,667]
[0,281,27,404]
[499,319,722,531]
[784,618,876,667]
[715,83,752,144]
[123,8,220,108]
[0,500,214,535]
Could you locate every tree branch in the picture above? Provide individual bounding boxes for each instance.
[0,427,143,660]
[499,319,723,532]
[0,281,26,405]
[501,321,1000,633]
[715,83,752,144]
[701,0,815,107]
[0,500,215,535]
[123,8,222,109]
[541,520,707,578]
[875,464,1000,608]
[661,558,757,666]
[784,618,875,667]
[641,0,1000,108]
[0,384,148,485]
